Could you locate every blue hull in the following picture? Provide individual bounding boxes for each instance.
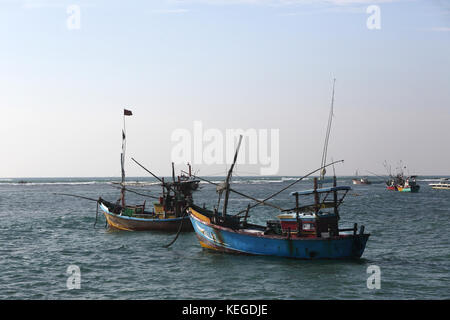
[189,211,369,259]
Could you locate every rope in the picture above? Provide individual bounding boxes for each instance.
[163,206,188,248]
[94,201,99,228]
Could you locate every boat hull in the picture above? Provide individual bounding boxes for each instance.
[397,185,420,193]
[431,186,450,190]
[386,185,420,192]
[99,203,193,232]
[352,179,371,185]
[429,183,450,190]
[189,208,369,259]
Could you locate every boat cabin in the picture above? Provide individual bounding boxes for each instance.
[268,178,351,238]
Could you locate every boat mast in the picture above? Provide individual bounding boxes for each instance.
[319,78,336,186]
[121,108,133,207]
[222,135,243,217]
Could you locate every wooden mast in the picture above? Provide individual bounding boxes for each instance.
[121,108,133,207]
[222,135,243,217]
[121,112,126,207]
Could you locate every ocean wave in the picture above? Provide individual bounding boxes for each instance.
[0,181,102,186]
[200,177,313,185]
[109,181,161,186]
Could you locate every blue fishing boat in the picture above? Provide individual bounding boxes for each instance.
[189,177,369,259]
[189,81,369,259]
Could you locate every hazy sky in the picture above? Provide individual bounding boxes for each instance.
[1,0,449,177]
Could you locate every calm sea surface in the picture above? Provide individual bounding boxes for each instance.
[0,176,449,299]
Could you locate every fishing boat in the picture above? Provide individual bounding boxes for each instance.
[98,191,193,232]
[386,174,420,192]
[429,178,450,190]
[189,176,369,259]
[189,80,370,259]
[396,175,420,192]
[179,163,200,191]
[352,170,371,185]
[384,161,420,192]
[98,109,194,232]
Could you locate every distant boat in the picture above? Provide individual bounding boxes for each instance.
[352,170,371,185]
[179,163,200,191]
[386,174,420,192]
[429,178,450,190]
[384,161,420,192]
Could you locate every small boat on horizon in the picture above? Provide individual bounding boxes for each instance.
[429,178,450,190]
[352,170,371,185]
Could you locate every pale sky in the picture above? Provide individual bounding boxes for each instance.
[1,0,449,177]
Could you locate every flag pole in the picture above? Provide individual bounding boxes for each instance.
[121,111,126,207]
[121,109,133,207]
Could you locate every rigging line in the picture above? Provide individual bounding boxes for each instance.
[131,158,174,193]
[54,193,99,202]
[234,159,344,216]
[94,201,99,229]
[181,170,285,211]
[109,183,155,192]
[110,185,159,199]
[320,78,336,183]
[366,170,388,181]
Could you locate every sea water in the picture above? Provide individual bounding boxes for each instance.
[0,176,448,299]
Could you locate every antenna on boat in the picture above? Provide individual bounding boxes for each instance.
[222,135,243,217]
[319,78,336,187]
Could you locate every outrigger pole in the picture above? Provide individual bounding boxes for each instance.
[54,193,99,202]
[181,170,285,211]
[234,159,344,216]
[366,170,388,182]
[131,157,174,193]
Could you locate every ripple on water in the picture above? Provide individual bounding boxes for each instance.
[0,180,449,299]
